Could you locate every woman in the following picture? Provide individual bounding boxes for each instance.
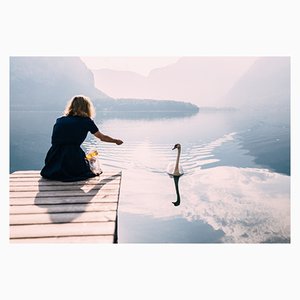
[40,95,123,182]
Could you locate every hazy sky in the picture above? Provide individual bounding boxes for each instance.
[81,57,180,76]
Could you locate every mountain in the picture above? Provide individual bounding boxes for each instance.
[224,57,290,110]
[223,57,290,175]
[92,57,257,106]
[100,97,199,112]
[10,56,110,110]
[10,57,198,113]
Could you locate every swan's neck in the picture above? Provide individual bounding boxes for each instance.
[174,147,181,175]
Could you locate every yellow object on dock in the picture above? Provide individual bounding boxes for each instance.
[86,150,99,160]
[9,170,122,243]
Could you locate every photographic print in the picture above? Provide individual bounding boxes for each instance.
[9,56,290,243]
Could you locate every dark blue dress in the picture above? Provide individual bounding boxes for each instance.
[40,115,99,182]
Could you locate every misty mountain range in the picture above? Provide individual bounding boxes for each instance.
[92,57,258,106]
[10,57,108,110]
[224,57,290,109]
[91,56,289,113]
[10,56,290,115]
[10,57,198,113]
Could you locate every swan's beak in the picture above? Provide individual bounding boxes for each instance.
[172,145,176,150]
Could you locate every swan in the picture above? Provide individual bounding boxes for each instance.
[166,143,184,176]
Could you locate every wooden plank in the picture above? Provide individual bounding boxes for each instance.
[10,222,115,239]
[12,170,119,175]
[11,168,121,175]
[10,235,114,243]
[9,175,120,183]
[10,172,120,178]
[10,211,117,225]
[12,170,41,173]
[10,182,120,192]
[10,193,119,205]
[9,170,121,243]
[9,179,120,186]
[10,173,121,179]
[10,202,118,214]
[10,187,118,198]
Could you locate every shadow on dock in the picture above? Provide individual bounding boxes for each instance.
[34,173,121,223]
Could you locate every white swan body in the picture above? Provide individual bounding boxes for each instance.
[167,143,184,176]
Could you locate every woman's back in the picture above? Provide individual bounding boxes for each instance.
[51,115,98,145]
[41,114,99,182]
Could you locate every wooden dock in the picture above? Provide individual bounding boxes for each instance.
[9,170,122,243]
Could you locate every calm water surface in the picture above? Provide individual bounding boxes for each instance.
[10,109,290,243]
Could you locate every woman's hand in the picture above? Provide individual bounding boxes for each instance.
[115,139,123,145]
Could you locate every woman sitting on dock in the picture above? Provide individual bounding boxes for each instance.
[40,95,123,182]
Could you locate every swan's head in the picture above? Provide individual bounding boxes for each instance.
[172,143,181,150]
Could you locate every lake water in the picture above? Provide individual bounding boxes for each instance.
[10,109,290,243]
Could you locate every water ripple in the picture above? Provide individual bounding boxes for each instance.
[83,132,237,174]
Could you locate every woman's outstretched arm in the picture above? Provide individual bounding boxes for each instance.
[93,131,123,145]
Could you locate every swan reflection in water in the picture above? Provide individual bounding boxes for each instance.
[172,175,181,206]
[167,143,184,206]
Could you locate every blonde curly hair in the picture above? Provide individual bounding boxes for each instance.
[64,95,95,118]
